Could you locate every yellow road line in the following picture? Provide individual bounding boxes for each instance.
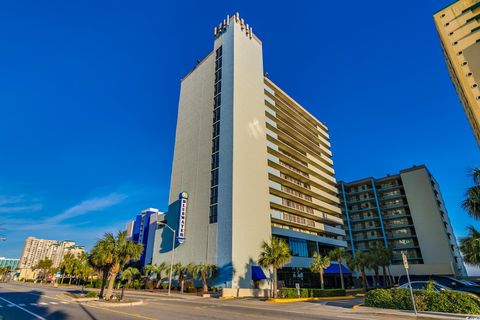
[80,303,157,320]
[267,295,355,303]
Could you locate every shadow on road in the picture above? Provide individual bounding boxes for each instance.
[0,286,97,320]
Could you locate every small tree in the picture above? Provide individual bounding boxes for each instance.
[328,248,346,289]
[193,263,217,294]
[258,237,291,298]
[353,252,369,290]
[310,252,330,290]
[120,267,140,300]
[33,258,53,283]
[367,246,383,288]
[145,262,167,289]
[61,253,76,285]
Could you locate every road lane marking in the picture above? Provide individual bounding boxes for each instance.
[7,304,14,307]
[0,297,47,320]
[50,302,58,305]
[61,302,69,304]
[39,302,48,305]
[18,303,26,306]
[30,303,38,306]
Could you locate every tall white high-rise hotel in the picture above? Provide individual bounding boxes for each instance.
[152,14,345,290]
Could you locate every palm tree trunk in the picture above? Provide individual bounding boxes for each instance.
[68,275,72,285]
[382,266,388,287]
[338,259,345,290]
[202,272,208,293]
[99,270,108,299]
[156,278,162,289]
[361,268,367,290]
[273,267,277,298]
[105,272,117,300]
[320,270,324,290]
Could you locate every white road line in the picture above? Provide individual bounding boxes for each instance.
[0,297,46,320]
[7,304,14,307]
[30,303,38,306]
[39,302,48,305]
[50,301,58,305]
[61,301,69,304]
[18,303,26,306]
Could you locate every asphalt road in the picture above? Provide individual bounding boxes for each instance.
[0,282,423,320]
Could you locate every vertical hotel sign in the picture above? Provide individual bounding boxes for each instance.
[176,192,188,244]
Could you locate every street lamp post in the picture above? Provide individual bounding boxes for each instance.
[158,222,176,296]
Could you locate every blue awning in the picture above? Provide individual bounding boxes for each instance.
[324,263,352,275]
[252,266,267,280]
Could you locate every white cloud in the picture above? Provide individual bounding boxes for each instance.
[0,204,43,213]
[0,195,24,206]
[47,193,127,223]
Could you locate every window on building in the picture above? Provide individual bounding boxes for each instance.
[289,238,308,257]
[209,205,218,223]
[306,241,318,257]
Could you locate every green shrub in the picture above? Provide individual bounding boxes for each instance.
[366,288,480,315]
[364,289,394,309]
[161,283,169,290]
[278,288,346,298]
[85,291,98,298]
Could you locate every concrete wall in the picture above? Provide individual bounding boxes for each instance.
[229,20,272,289]
[400,168,457,273]
[153,51,216,266]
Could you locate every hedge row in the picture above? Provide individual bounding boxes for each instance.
[365,288,480,315]
[278,288,346,298]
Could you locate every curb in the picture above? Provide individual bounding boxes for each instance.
[267,295,355,303]
[87,300,144,308]
[352,303,364,309]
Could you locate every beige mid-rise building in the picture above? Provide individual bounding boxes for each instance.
[152,13,345,293]
[18,236,84,279]
[434,0,480,145]
[338,165,466,279]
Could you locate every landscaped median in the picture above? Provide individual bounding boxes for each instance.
[267,288,354,303]
[365,288,480,315]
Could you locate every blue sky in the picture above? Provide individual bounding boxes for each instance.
[0,0,478,260]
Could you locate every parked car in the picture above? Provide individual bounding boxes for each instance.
[398,275,480,296]
[398,281,450,293]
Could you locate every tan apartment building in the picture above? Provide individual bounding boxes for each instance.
[434,0,480,145]
[18,236,84,279]
[152,13,346,294]
[338,165,466,280]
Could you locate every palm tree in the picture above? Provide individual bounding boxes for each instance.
[377,247,393,287]
[310,252,330,290]
[174,263,191,293]
[89,236,115,298]
[353,252,369,290]
[193,263,217,294]
[33,258,53,283]
[258,237,291,298]
[460,226,480,267]
[102,231,143,300]
[60,253,76,284]
[145,262,167,289]
[328,248,346,289]
[74,252,91,293]
[367,246,383,288]
[120,267,140,300]
[462,168,480,220]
